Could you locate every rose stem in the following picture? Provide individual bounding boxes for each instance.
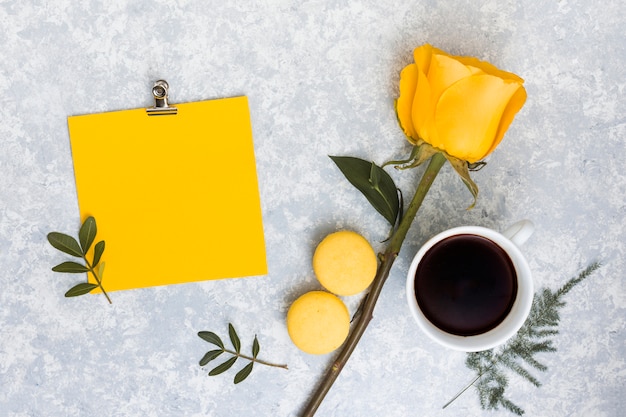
[299,152,446,417]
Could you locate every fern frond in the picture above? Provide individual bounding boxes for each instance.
[528,328,559,338]
[465,350,494,373]
[500,397,525,416]
[500,357,541,387]
[443,262,601,415]
[515,348,549,372]
[557,262,600,297]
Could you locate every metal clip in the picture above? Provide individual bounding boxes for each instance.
[146,80,178,116]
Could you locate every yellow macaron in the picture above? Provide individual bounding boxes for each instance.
[286,291,350,355]
[313,230,377,296]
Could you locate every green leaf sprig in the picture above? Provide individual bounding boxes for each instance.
[443,261,601,415]
[47,216,111,304]
[198,323,288,384]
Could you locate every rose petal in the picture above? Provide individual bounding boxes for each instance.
[412,67,440,148]
[427,54,473,104]
[396,63,419,140]
[435,74,521,162]
[486,84,527,157]
[413,44,434,73]
[454,56,525,83]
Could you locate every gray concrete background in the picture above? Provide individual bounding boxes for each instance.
[1,1,624,416]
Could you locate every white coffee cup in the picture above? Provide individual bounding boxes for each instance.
[405,220,534,352]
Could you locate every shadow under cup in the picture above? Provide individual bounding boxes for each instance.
[406,226,533,352]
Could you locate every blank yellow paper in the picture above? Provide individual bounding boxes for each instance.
[68,96,267,292]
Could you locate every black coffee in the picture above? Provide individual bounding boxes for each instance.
[414,234,517,336]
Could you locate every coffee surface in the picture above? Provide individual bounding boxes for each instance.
[414,234,517,336]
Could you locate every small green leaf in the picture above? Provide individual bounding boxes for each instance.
[92,241,105,267]
[252,335,260,359]
[234,362,254,384]
[330,156,399,226]
[78,217,97,253]
[65,282,98,297]
[198,331,225,349]
[406,144,440,170]
[47,232,84,258]
[52,261,89,273]
[229,323,241,353]
[199,349,224,366]
[444,154,478,209]
[97,262,106,281]
[209,356,237,376]
[382,144,421,168]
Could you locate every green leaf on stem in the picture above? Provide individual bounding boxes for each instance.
[209,357,237,376]
[330,156,399,226]
[198,325,287,384]
[199,349,224,366]
[78,216,97,253]
[65,282,98,297]
[52,261,89,273]
[234,362,254,384]
[47,232,84,258]
[48,216,112,304]
[198,331,225,349]
[93,241,105,266]
[252,335,260,359]
[229,323,241,353]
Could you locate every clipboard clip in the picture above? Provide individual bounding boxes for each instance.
[146,80,178,116]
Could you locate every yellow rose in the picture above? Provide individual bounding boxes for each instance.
[396,44,527,163]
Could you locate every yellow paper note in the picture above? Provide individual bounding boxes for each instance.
[67,96,267,292]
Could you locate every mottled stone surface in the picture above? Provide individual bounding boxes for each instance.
[1,1,624,416]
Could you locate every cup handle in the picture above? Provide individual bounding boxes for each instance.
[502,219,534,247]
